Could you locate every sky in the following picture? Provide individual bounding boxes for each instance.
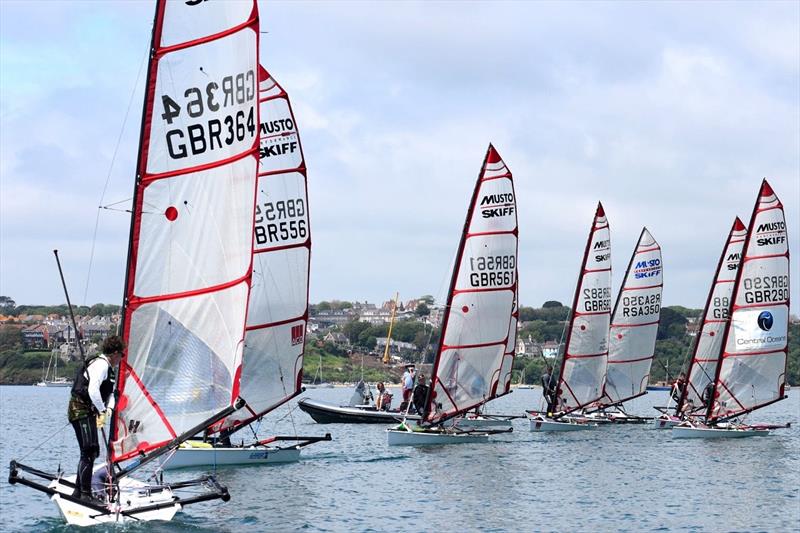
[1,1,798,313]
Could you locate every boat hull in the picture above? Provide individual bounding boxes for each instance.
[49,475,179,526]
[651,415,681,429]
[672,426,770,439]
[451,416,513,429]
[159,445,301,470]
[528,415,596,432]
[386,428,490,446]
[299,398,420,424]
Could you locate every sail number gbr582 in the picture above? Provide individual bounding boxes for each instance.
[468,255,515,288]
[160,69,256,160]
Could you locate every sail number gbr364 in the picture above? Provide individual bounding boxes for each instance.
[160,69,256,160]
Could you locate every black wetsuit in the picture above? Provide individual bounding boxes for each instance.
[412,384,429,416]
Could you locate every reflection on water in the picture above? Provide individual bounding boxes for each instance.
[1,386,798,532]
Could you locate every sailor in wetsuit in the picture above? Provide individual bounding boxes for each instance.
[67,336,123,502]
[541,366,558,413]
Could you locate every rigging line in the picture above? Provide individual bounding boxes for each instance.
[18,421,71,462]
[82,45,149,306]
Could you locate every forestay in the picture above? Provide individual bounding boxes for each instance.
[557,203,611,412]
[111,0,260,462]
[677,218,746,415]
[424,145,518,425]
[602,228,663,405]
[220,66,311,431]
[709,181,789,422]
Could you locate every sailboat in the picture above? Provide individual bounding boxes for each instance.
[528,202,610,431]
[652,218,747,429]
[387,144,518,445]
[673,180,790,438]
[35,351,72,387]
[9,0,261,524]
[587,228,663,423]
[161,66,330,469]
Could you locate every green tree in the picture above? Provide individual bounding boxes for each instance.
[415,303,430,317]
[542,300,563,309]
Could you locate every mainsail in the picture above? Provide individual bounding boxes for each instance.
[220,66,311,431]
[708,180,789,422]
[424,145,518,425]
[676,218,747,415]
[556,202,611,413]
[602,228,663,405]
[111,0,260,463]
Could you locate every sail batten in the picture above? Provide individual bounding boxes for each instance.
[555,202,612,413]
[111,0,261,463]
[423,145,518,425]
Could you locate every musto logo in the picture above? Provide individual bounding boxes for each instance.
[757,311,773,331]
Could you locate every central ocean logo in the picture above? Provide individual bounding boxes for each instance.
[757,311,773,331]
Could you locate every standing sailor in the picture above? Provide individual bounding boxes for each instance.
[67,335,124,502]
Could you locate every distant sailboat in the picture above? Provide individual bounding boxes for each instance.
[10,0,262,524]
[35,351,72,387]
[674,180,790,438]
[388,144,518,445]
[652,217,747,429]
[528,202,610,431]
[588,228,663,423]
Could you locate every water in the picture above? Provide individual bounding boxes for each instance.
[1,385,798,532]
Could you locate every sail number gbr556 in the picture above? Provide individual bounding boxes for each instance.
[160,69,256,160]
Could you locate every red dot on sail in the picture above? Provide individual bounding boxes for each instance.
[462,306,469,313]
[580,325,586,330]
[709,331,715,337]
[165,206,178,221]
[617,333,623,339]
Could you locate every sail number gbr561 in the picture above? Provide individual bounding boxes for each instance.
[160,69,256,160]
[468,255,515,288]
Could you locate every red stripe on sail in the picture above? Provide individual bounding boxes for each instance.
[156,16,257,56]
[608,355,654,364]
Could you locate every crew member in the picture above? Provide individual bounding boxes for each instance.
[67,336,124,502]
[671,373,686,405]
[412,373,430,416]
[375,382,392,411]
[541,366,558,413]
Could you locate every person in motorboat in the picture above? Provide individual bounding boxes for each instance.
[375,382,393,411]
[412,373,429,416]
[401,365,415,409]
[67,336,124,503]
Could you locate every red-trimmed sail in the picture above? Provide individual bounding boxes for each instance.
[556,202,611,412]
[676,218,747,415]
[218,66,311,431]
[602,228,663,405]
[110,0,260,463]
[708,180,789,422]
[424,144,518,425]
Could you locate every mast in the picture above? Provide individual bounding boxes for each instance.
[555,202,611,416]
[706,180,789,423]
[109,0,261,469]
[601,227,663,406]
[383,292,400,365]
[422,144,518,426]
[675,217,746,415]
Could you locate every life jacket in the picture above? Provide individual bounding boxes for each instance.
[71,355,115,408]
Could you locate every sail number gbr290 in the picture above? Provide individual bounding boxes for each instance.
[160,69,256,160]
[468,255,515,288]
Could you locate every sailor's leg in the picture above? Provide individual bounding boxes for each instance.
[72,415,99,498]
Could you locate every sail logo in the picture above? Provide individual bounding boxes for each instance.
[755,221,786,247]
[757,311,773,331]
[634,258,661,279]
[185,0,207,5]
[726,252,741,271]
[291,325,304,345]
[479,193,515,218]
[594,239,610,251]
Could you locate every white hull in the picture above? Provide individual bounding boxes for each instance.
[49,475,179,526]
[160,445,301,470]
[528,415,596,432]
[450,416,513,429]
[672,425,770,439]
[387,428,490,446]
[35,380,72,387]
[651,415,681,429]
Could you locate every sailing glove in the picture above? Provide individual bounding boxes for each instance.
[96,413,107,428]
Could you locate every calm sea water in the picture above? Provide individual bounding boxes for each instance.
[1,385,798,532]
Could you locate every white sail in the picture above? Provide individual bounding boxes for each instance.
[557,203,611,412]
[709,180,789,421]
[425,145,518,425]
[678,218,747,415]
[602,228,663,405]
[221,66,311,430]
[111,0,260,462]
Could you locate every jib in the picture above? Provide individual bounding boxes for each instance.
[481,206,515,218]
[480,193,514,206]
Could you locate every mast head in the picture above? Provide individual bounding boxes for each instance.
[760,178,774,197]
[486,144,502,164]
[596,202,605,217]
[733,217,746,231]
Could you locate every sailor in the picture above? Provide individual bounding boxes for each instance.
[540,366,558,412]
[412,373,429,416]
[67,335,124,502]
[702,381,715,409]
[671,373,686,405]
